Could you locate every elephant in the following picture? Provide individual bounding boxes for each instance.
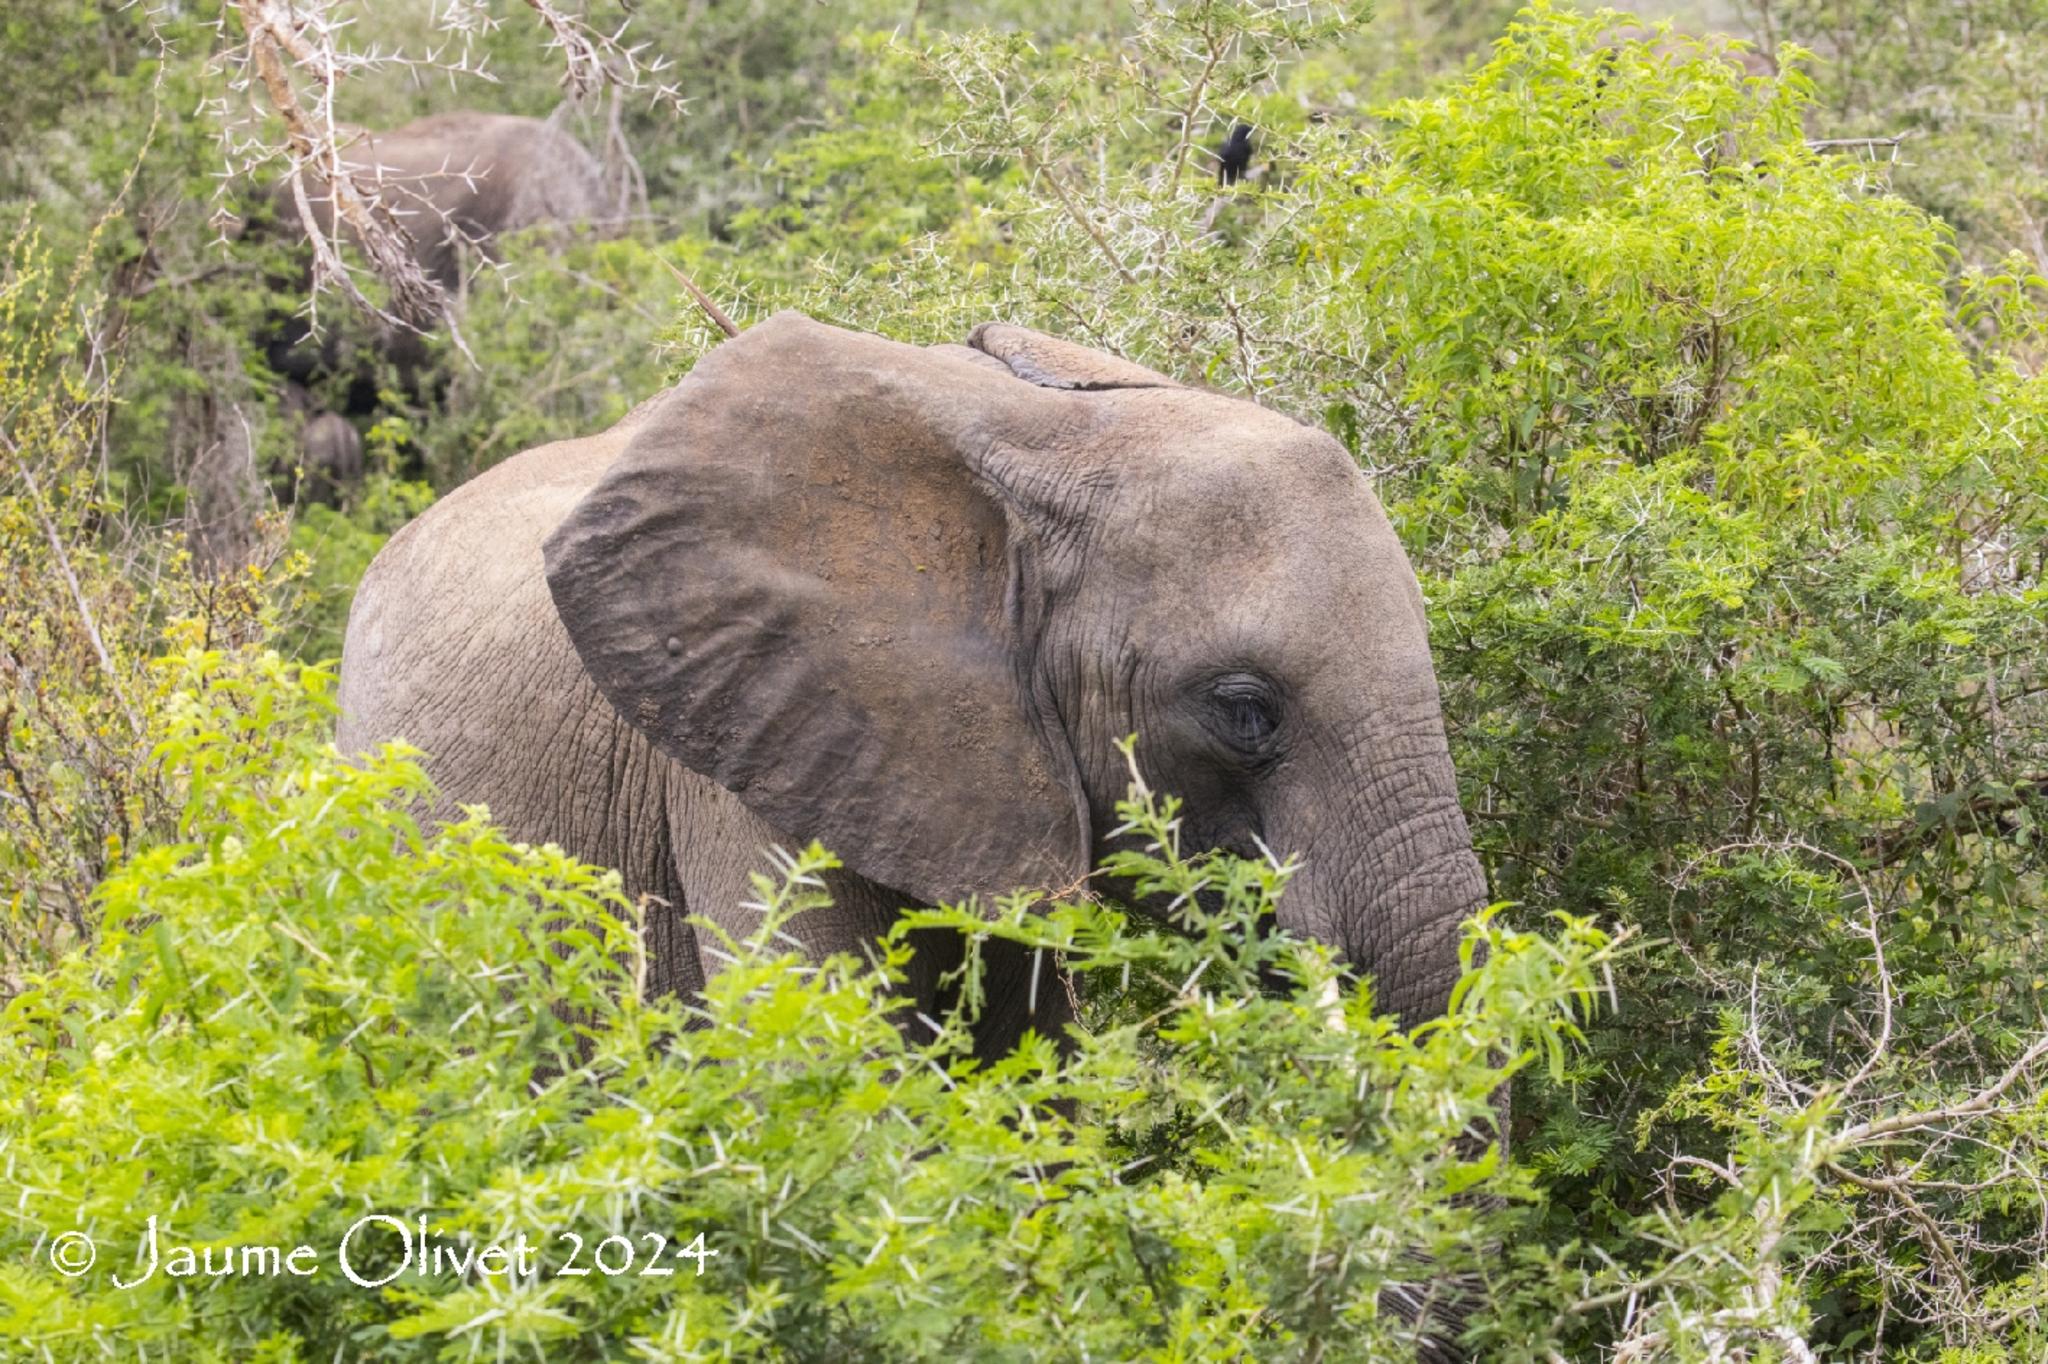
[262,112,613,503]
[291,410,365,506]
[335,312,1491,1066]
[267,110,613,310]
[271,389,365,507]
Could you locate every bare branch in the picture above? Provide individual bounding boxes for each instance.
[0,434,143,741]
[1838,1032,2048,1147]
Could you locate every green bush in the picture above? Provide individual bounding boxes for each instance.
[1,223,299,978]
[1733,0,2048,274]
[1,651,1625,1361]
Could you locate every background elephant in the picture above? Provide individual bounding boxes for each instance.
[265,112,613,504]
[268,111,613,307]
[336,313,1491,1063]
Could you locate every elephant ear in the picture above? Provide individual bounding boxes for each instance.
[543,311,1090,907]
[967,322,1182,391]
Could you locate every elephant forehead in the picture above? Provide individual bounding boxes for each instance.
[1083,411,1428,670]
[1101,408,1393,567]
[1117,518,1417,635]
[1094,393,1364,507]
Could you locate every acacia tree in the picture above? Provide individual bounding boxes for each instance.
[220,0,680,346]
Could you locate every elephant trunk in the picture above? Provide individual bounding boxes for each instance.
[1275,714,1489,1027]
[1350,810,1486,1025]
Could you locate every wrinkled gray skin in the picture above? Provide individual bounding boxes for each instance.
[268,112,611,502]
[338,311,1488,1058]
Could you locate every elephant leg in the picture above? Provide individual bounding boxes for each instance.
[982,939,1076,1061]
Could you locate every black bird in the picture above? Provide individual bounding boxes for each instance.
[1217,123,1254,186]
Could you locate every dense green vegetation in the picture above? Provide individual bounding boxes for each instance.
[4,1,2046,1358]
[1,653,1615,1359]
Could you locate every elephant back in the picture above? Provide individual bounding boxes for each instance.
[263,111,612,293]
[382,112,613,247]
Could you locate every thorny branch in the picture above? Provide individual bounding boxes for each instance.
[235,0,453,340]
[522,0,682,109]
[222,0,677,349]
[1606,838,2048,1358]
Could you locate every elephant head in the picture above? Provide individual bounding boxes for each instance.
[542,312,1488,1023]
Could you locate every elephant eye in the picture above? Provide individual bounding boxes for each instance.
[1210,673,1280,751]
